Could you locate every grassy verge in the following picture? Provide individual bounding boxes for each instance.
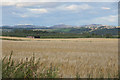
[0,38,25,41]
[2,51,59,78]
[2,51,119,78]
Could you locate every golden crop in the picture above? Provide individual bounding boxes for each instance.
[2,37,119,78]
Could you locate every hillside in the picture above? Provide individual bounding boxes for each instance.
[1,24,119,38]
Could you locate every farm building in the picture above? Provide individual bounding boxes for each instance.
[26,36,34,38]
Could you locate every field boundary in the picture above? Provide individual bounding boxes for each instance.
[0,36,118,41]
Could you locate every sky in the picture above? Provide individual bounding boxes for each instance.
[1,2,118,26]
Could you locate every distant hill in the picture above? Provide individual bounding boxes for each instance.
[50,27,92,33]
[2,25,47,29]
[90,28,119,35]
[50,24,74,29]
[1,24,116,29]
[81,24,103,28]
[1,24,119,36]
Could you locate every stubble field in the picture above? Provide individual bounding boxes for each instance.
[2,37,119,78]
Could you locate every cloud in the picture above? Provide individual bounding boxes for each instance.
[28,8,48,13]
[65,4,92,11]
[20,15,28,18]
[1,0,119,2]
[101,7,111,10]
[1,2,17,6]
[76,15,118,25]
[89,15,118,25]
[97,15,117,22]
[1,2,48,7]
[12,12,28,17]
[12,8,48,18]
[65,5,78,10]
[15,3,41,7]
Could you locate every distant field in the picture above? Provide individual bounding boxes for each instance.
[0,36,118,41]
[2,36,119,78]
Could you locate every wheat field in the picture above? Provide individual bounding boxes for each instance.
[2,37,119,78]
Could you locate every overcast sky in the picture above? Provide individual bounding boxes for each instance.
[1,2,118,26]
